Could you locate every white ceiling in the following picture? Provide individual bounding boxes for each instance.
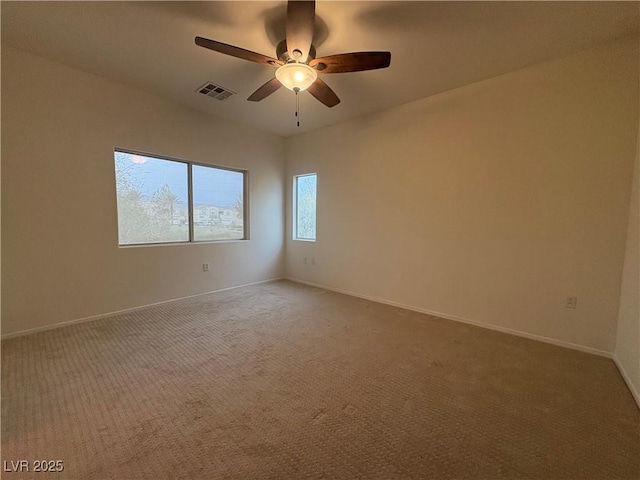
[2,1,639,138]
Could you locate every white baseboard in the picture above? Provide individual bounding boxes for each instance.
[287,277,614,359]
[1,277,285,340]
[613,356,640,410]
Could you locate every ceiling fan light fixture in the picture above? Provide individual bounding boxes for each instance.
[275,63,317,92]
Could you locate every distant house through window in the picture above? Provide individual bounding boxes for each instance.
[294,173,317,241]
[192,165,245,242]
[114,149,246,246]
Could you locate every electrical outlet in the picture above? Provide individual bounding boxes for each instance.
[311,257,316,265]
[565,296,577,309]
[203,263,209,272]
[303,257,308,265]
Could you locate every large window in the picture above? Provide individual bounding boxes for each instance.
[114,149,246,246]
[294,173,317,241]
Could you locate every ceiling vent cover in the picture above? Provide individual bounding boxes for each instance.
[196,82,235,100]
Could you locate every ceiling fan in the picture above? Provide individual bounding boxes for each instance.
[195,0,391,108]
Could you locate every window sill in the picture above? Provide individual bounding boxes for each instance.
[119,239,250,248]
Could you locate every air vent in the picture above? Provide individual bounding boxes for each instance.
[196,82,235,101]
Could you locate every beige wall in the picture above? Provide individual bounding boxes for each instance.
[1,47,285,336]
[615,128,640,404]
[285,36,639,354]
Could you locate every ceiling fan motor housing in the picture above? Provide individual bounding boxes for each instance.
[276,39,316,64]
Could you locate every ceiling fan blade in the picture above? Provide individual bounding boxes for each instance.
[195,36,282,66]
[307,78,340,108]
[310,52,391,74]
[286,1,315,62]
[247,77,282,102]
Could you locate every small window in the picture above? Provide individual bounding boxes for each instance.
[114,149,247,246]
[294,173,317,241]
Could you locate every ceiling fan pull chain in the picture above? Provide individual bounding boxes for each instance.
[295,88,300,127]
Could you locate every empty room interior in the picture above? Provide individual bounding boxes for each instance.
[2,1,639,479]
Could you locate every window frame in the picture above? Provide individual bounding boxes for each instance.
[293,173,317,242]
[114,148,249,247]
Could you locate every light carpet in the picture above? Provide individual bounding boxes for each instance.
[2,280,639,479]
